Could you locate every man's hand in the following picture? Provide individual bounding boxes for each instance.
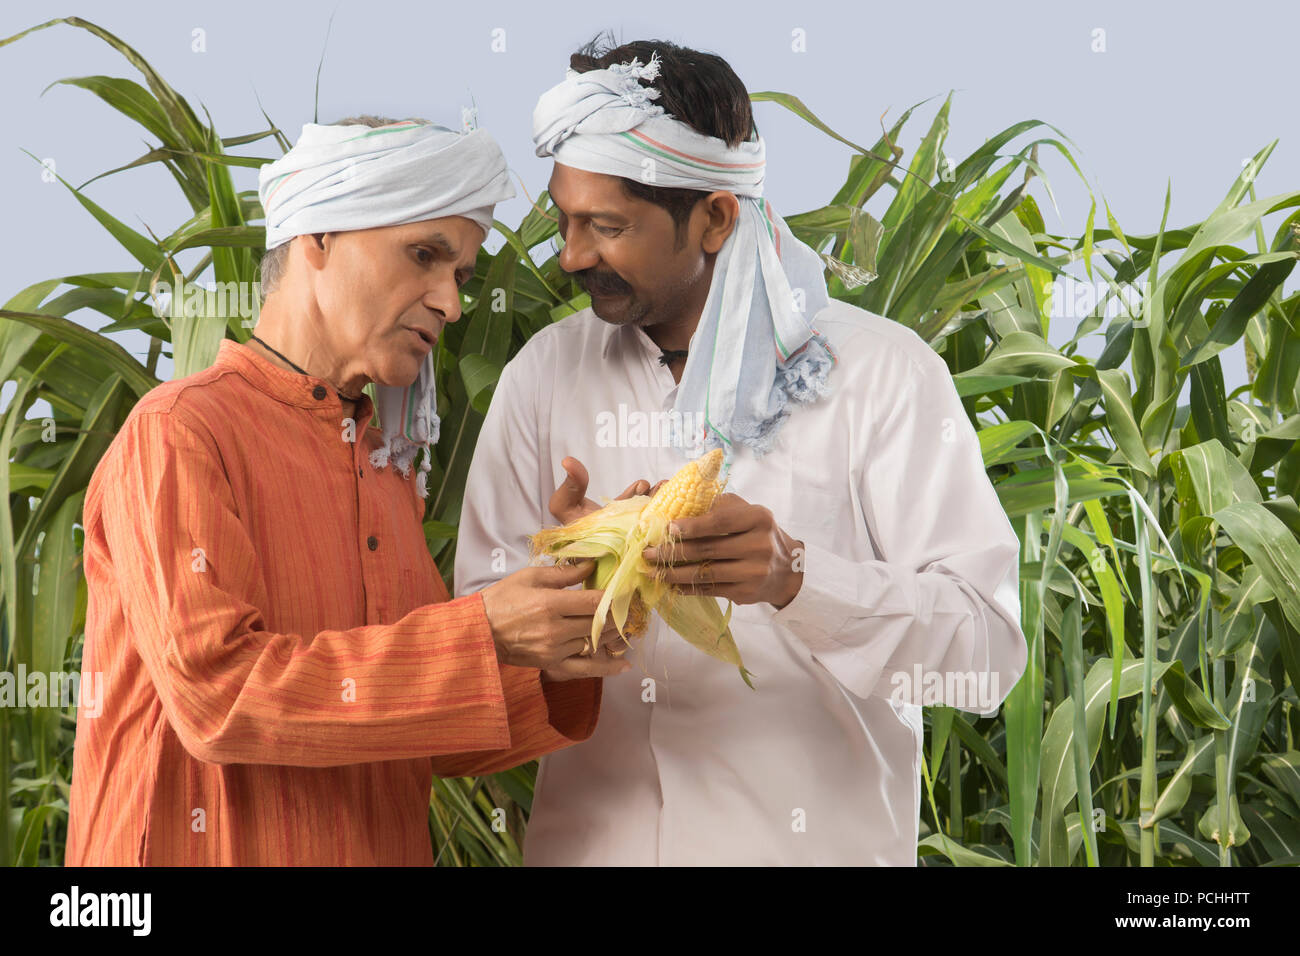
[549,456,654,525]
[480,560,631,678]
[640,493,805,609]
[526,457,662,679]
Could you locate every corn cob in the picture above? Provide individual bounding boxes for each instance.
[637,448,725,532]
[528,448,754,687]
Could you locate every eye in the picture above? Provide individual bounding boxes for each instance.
[414,247,433,265]
[593,224,623,237]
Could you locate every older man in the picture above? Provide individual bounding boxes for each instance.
[66,115,630,866]
[454,41,1029,865]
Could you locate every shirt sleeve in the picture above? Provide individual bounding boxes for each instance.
[770,344,1027,716]
[434,344,603,776]
[453,352,549,600]
[99,409,577,767]
[429,669,600,777]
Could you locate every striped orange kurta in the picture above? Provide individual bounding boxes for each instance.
[66,338,600,865]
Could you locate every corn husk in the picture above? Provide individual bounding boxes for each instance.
[531,480,755,689]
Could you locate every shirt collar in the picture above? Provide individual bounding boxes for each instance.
[215,338,375,428]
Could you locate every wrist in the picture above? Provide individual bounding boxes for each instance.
[774,537,805,609]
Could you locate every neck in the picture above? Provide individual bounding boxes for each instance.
[642,315,696,356]
[253,295,369,413]
[639,259,714,385]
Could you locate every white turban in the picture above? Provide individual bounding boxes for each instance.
[532,54,837,464]
[257,120,516,497]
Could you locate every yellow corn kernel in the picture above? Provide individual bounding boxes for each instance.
[638,448,725,531]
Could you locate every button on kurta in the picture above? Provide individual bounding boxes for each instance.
[312,385,327,400]
[367,535,378,550]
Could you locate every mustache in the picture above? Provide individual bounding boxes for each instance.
[575,268,632,296]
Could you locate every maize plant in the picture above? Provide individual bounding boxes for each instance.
[530,449,754,687]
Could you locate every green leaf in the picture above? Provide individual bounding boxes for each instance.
[749,91,875,155]
[1161,660,1231,730]
[1095,368,1156,477]
[12,805,59,867]
[952,373,1033,398]
[1239,804,1300,860]
[29,491,85,769]
[12,377,130,566]
[20,148,164,272]
[917,833,1012,866]
[1060,523,1126,675]
[995,465,1125,517]
[1213,500,1300,633]
[1179,251,1296,369]
[0,309,160,397]
[961,331,1077,379]
[977,421,1039,467]
[459,354,503,416]
[1151,734,1216,824]
[1260,753,1300,811]
[47,75,173,147]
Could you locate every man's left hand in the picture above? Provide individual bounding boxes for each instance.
[640,493,804,609]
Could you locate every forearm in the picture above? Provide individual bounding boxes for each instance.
[136,592,516,767]
[773,538,1026,712]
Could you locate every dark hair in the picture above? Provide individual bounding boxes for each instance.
[567,34,754,246]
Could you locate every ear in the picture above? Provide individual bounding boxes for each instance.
[300,232,330,269]
[699,192,740,254]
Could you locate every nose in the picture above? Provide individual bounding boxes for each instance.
[557,221,599,274]
[424,273,463,325]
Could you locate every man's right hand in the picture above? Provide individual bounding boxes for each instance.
[480,560,632,678]
[550,456,656,526]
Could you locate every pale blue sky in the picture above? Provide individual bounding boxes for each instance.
[2,0,1296,401]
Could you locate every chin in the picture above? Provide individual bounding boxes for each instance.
[400,360,425,387]
[372,360,423,390]
[590,294,647,326]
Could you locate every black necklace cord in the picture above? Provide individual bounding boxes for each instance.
[248,334,365,402]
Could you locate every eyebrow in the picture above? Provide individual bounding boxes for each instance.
[410,232,476,272]
[560,208,628,223]
[411,233,456,256]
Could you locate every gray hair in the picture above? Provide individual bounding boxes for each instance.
[257,114,431,296]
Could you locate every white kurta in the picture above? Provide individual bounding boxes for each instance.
[453,299,1028,865]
